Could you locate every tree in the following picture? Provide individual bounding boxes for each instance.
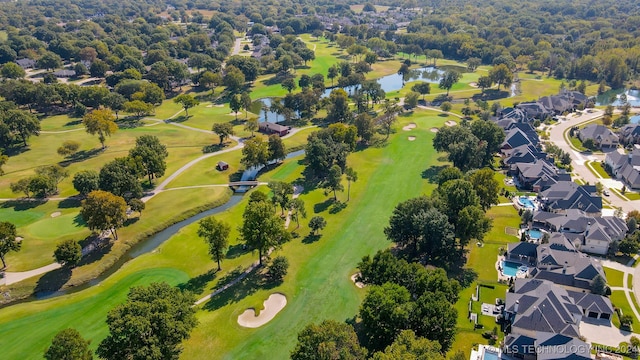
[128,198,145,217]
[326,89,351,123]
[268,134,286,163]
[438,71,461,96]
[44,328,92,360]
[355,113,375,144]
[57,140,81,157]
[468,168,500,210]
[437,167,463,186]
[467,57,482,72]
[360,283,412,351]
[410,292,457,352]
[440,102,452,112]
[291,320,367,360]
[129,135,168,185]
[591,274,608,296]
[241,92,252,119]
[372,330,444,360]
[619,237,639,256]
[0,151,7,176]
[5,109,40,146]
[96,282,197,360]
[198,217,230,271]
[35,164,68,193]
[309,216,327,235]
[433,126,484,171]
[99,157,143,199]
[281,78,297,93]
[80,190,127,239]
[83,108,118,149]
[211,123,234,145]
[240,200,290,265]
[268,181,294,215]
[582,138,597,151]
[289,198,307,229]
[0,221,20,268]
[54,239,82,267]
[328,65,339,86]
[1,62,26,79]
[345,167,358,201]
[173,94,199,117]
[223,65,245,93]
[73,170,99,197]
[10,178,31,198]
[411,82,430,101]
[229,94,242,120]
[405,92,419,109]
[241,137,269,168]
[37,51,62,70]
[245,118,259,137]
[477,75,493,93]
[267,255,289,282]
[324,165,344,200]
[123,100,154,117]
[489,64,513,91]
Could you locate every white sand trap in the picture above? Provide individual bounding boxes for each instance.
[469,82,478,88]
[408,136,416,141]
[402,122,417,131]
[445,120,457,127]
[229,111,242,117]
[214,104,224,107]
[206,104,213,108]
[351,273,365,288]
[50,211,61,218]
[430,127,439,133]
[237,293,287,328]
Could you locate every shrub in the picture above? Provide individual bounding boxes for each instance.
[267,256,289,282]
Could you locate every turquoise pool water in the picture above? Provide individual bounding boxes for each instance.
[502,261,527,277]
[483,351,499,360]
[528,229,542,239]
[519,197,535,208]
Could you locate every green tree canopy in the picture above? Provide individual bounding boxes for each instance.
[129,135,168,185]
[80,190,127,239]
[54,239,82,267]
[83,108,118,149]
[44,328,93,360]
[291,320,367,360]
[0,221,20,268]
[240,200,290,265]
[197,216,230,271]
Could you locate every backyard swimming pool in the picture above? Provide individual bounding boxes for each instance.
[527,229,542,240]
[501,260,527,277]
[518,197,535,209]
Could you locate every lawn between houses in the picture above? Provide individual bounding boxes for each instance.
[0,110,448,359]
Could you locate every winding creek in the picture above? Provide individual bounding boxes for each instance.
[26,150,305,302]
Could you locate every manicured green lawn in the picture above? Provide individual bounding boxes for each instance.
[588,161,610,179]
[39,114,84,132]
[610,290,639,324]
[605,267,625,288]
[629,274,634,289]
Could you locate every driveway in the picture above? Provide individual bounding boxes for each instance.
[580,319,640,347]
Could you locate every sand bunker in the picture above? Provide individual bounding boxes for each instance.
[214,104,224,107]
[351,273,365,288]
[50,211,61,218]
[402,122,417,131]
[469,82,478,88]
[237,293,287,328]
[445,120,457,127]
[206,104,213,108]
[408,136,416,141]
[430,127,439,133]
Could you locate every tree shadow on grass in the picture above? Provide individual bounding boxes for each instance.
[329,201,347,214]
[421,165,448,183]
[438,113,449,117]
[178,268,218,294]
[167,114,190,123]
[302,233,321,244]
[471,90,509,101]
[77,235,113,266]
[59,148,103,167]
[57,197,81,209]
[226,243,250,259]
[34,266,71,295]
[202,266,268,312]
[1,199,47,211]
[314,198,335,213]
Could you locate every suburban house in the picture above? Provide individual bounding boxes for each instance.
[259,122,290,136]
[503,278,612,356]
[538,181,602,216]
[515,102,553,120]
[577,124,619,149]
[53,69,76,78]
[605,149,640,189]
[16,58,36,69]
[514,90,590,120]
[502,145,548,166]
[506,233,609,289]
[531,211,627,255]
[511,160,571,191]
[618,123,640,145]
[503,331,591,360]
[501,128,537,150]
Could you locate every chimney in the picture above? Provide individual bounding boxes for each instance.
[563,261,568,274]
[514,300,519,313]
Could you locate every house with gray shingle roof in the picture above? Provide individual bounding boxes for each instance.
[16,58,36,69]
[516,102,553,120]
[618,123,640,146]
[605,149,640,190]
[504,331,592,360]
[502,145,548,166]
[578,124,619,149]
[512,160,571,191]
[538,181,602,216]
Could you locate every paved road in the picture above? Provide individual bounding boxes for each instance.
[547,110,640,213]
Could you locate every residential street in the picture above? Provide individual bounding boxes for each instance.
[547,109,640,213]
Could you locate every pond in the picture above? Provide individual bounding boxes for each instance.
[595,89,640,107]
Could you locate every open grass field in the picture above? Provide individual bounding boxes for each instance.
[605,267,625,288]
[610,290,639,325]
[0,123,216,198]
[0,109,449,359]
